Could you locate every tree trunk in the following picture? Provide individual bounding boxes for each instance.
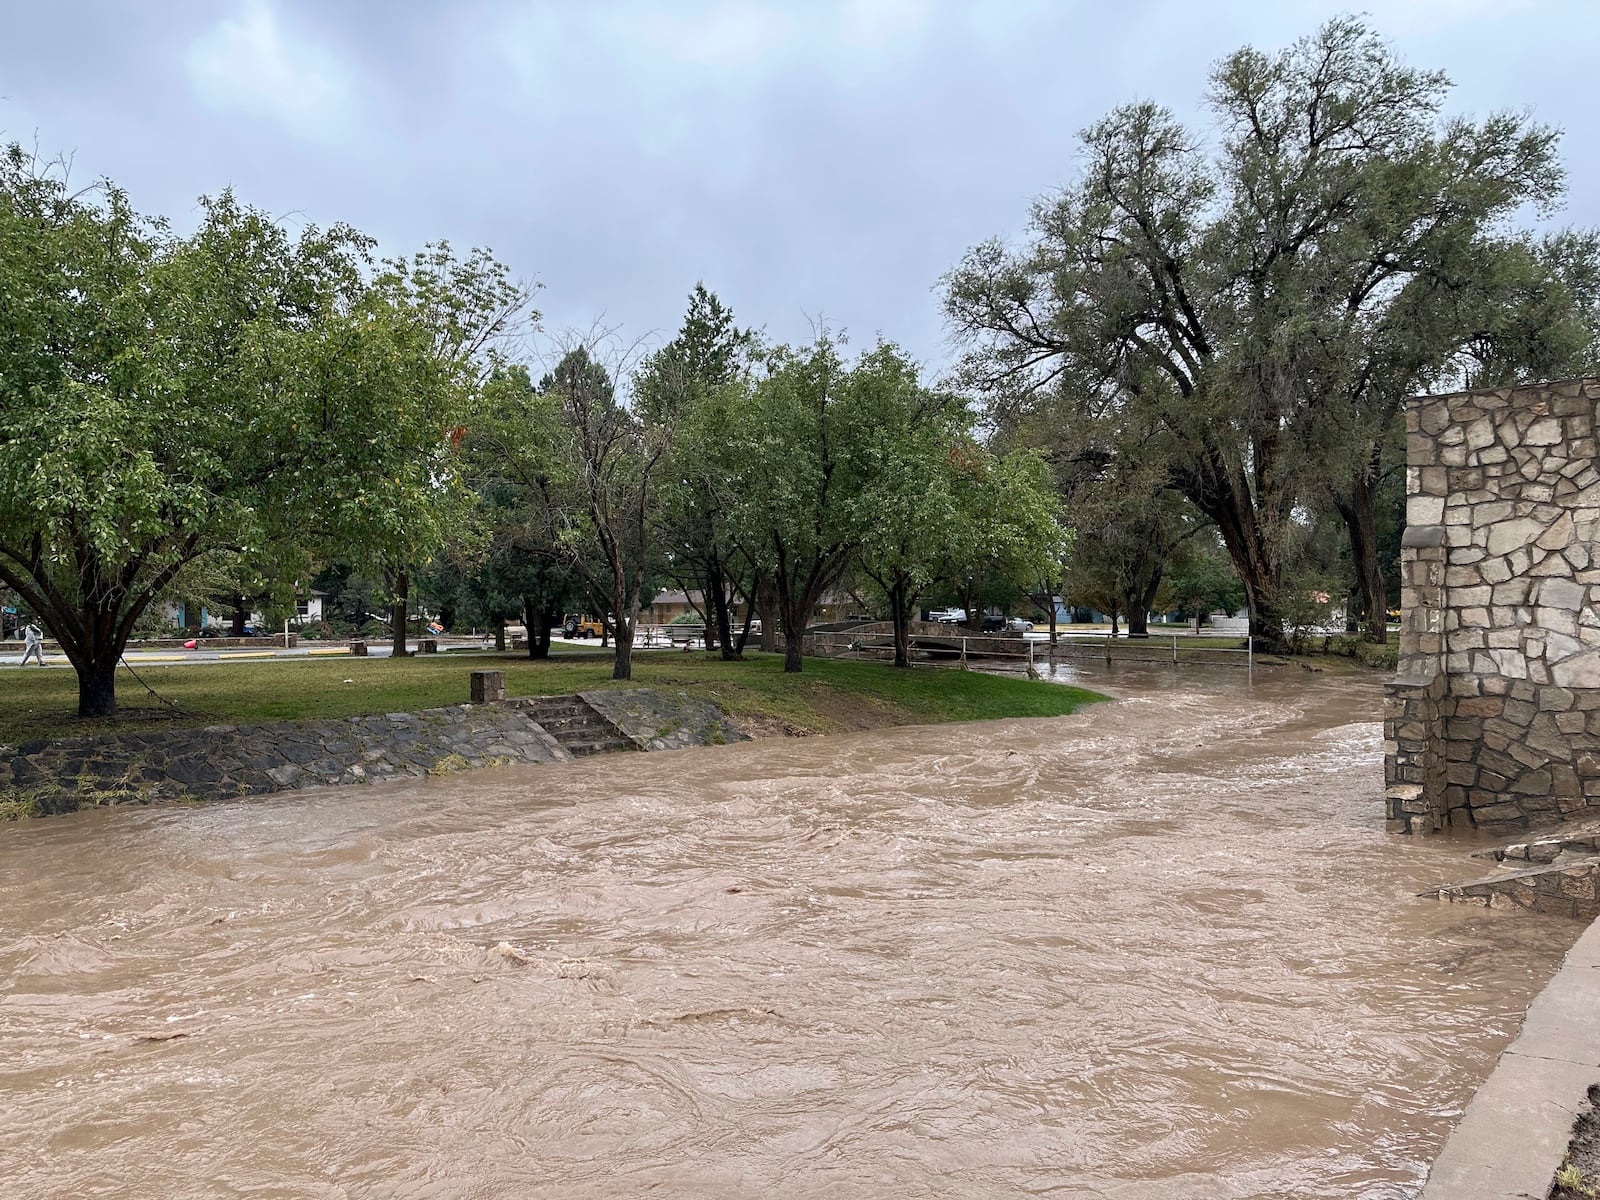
[777,586,810,673]
[0,544,200,722]
[1183,466,1288,652]
[231,595,248,636]
[708,568,738,661]
[1239,574,1287,652]
[756,574,780,653]
[612,620,633,680]
[1125,572,1162,639]
[494,616,506,652]
[1125,608,1147,637]
[389,571,409,658]
[540,602,561,659]
[1335,475,1390,645]
[523,596,550,659]
[66,599,124,717]
[889,579,912,668]
[77,655,119,718]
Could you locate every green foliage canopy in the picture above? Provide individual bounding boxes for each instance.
[0,145,528,714]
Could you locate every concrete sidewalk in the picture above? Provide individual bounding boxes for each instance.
[1421,914,1600,1196]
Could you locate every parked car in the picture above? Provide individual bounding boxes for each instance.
[926,608,964,623]
[562,613,604,638]
[1004,617,1035,633]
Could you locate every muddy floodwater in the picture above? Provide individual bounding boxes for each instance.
[0,666,1582,1199]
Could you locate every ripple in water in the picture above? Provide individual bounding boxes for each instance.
[0,665,1579,1198]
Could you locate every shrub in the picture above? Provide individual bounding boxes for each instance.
[1355,642,1399,671]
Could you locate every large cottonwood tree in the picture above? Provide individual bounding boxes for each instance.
[944,18,1579,648]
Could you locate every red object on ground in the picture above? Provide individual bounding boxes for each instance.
[183,639,198,650]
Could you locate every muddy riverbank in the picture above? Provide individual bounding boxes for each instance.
[0,665,1579,1198]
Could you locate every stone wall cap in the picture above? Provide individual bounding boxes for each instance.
[1401,525,1447,548]
[1390,673,1441,689]
[1411,375,1600,403]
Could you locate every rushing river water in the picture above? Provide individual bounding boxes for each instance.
[0,665,1581,1199]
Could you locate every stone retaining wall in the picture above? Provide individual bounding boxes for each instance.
[0,705,570,816]
[1425,859,1600,921]
[0,686,750,819]
[1385,672,1449,832]
[1387,377,1600,832]
[579,688,747,750]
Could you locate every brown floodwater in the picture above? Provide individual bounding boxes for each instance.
[0,665,1580,1199]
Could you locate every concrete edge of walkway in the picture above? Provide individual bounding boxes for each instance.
[1420,913,1600,1197]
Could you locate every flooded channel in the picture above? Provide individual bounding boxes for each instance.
[0,666,1580,1198]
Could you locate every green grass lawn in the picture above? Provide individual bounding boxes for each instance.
[0,650,1106,746]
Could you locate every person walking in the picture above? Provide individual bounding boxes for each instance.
[21,622,45,666]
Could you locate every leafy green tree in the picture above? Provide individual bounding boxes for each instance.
[337,244,530,658]
[525,344,669,681]
[0,146,529,714]
[421,534,580,657]
[849,351,971,667]
[1163,539,1246,632]
[935,446,1069,635]
[309,563,389,632]
[944,18,1577,650]
[724,337,893,672]
[639,285,760,659]
[1058,447,1201,638]
[464,364,604,656]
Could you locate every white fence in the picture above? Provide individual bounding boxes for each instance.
[808,630,1256,672]
[1044,632,1255,671]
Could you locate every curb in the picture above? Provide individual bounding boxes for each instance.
[1421,915,1600,1196]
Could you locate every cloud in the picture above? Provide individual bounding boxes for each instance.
[1271,0,1536,37]
[184,0,357,145]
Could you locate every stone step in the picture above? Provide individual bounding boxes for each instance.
[511,694,636,757]
[518,702,591,720]
[565,738,637,757]
[1422,854,1600,920]
[1474,827,1600,866]
[530,712,607,731]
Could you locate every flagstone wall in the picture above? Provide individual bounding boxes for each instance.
[1386,378,1600,833]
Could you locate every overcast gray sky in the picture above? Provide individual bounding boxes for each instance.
[3,1,1596,375]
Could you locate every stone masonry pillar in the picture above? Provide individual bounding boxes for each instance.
[470,670,506,704]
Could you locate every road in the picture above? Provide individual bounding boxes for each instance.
[0,638,600,669]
